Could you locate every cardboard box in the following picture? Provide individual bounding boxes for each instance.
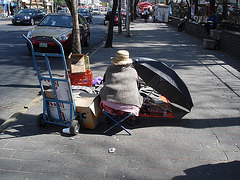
[42,79,72,101]
[54,80,72,101]
[47,101,73,121]
[44,89,55,99]
[74,95,103,129]
[68,54,86,74]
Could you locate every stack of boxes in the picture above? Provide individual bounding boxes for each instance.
[67,53,102,129]
[44,53,102,130]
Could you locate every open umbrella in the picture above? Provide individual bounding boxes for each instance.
[137,2,153,8]
[133,57,193,115]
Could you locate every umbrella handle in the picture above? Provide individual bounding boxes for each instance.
[143,88,155,103]
[147,75,162,86]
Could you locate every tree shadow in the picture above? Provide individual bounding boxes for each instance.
[0,113,68,140]
[80,114,240,136]
[172,161,240,180]
[0,118,5,125]
[1,110,240,138]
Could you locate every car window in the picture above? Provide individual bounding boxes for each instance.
[78,9,88,13]
[19,9,34,15]
[79,12,87,15]
[79,15,87,25]
[39,15,73,28]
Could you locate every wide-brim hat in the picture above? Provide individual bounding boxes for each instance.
[111,50,133,66]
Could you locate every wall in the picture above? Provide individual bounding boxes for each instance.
[220,31,240,59]
[169,17,240,60]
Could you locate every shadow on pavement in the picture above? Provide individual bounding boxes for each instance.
[1,112,240,138]
[172,161,240,180]
[0,118,5,125]
[92,116,240,136]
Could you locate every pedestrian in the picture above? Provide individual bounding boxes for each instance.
[99,50,143,123]
[143,8,149,22]
[204,11,218,35]
[178,16,187,32]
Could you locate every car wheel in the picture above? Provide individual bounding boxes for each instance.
[84,35,90,47]
[30,18,35,26]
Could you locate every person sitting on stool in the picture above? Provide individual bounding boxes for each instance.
[204,11,218,35]
[99,50,143,123]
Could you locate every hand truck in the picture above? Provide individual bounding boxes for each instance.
[23,34,81,135]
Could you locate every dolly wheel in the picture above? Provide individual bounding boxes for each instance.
[36,113,47,128]
[70,120,80,135]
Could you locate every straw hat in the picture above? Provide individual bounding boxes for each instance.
[111,50,133,66]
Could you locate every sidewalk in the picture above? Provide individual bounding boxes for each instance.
[0,17,12,25]
[0,19,240,179]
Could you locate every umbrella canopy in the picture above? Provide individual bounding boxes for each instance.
[133,57,194,113]
[137,2,153,8]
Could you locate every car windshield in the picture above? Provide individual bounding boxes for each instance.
[18,9,35,15]
[38,15,73,28]
[78,9,88,13]
[79,12,88,16]
[107,11,119,16]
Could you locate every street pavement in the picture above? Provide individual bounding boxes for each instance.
[0,17,12,25]
[0,18,240,179]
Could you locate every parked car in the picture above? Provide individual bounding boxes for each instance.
[78,8,92,23]
[104,11,122,26]
[26,12,90,54]
[12,9,46,26]
[92,8,101,15]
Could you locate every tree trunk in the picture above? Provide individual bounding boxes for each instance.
[194,0,198,15]
[130,0,134,22]
[65,0,81,54]
[186,0,191,19]
[105,0,118,48]
[17,0,21,12]
[134,0,139,20]
[210,0,216,13]
[118,0,122,34]
[222,0,228,19]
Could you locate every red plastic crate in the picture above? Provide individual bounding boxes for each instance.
[68,70,93,86]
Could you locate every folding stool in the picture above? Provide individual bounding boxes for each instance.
[102,109,133,135]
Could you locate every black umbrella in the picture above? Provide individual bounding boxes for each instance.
[133,57,194,115]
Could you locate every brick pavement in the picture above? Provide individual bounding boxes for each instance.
[0,18,240,179]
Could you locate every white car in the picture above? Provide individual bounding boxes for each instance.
[92,8,101,15]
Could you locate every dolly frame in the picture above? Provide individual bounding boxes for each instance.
[23,34,81,135]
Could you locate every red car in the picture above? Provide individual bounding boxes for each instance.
[104,11,123,26]
[26,12,90,54]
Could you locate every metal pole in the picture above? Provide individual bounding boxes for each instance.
[126,0,130,37]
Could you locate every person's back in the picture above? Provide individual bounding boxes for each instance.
[100,64,142,108]
[212,13,218,26]
[204,11,218,35]
[207,11,218,27]
[99,50,143,120]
